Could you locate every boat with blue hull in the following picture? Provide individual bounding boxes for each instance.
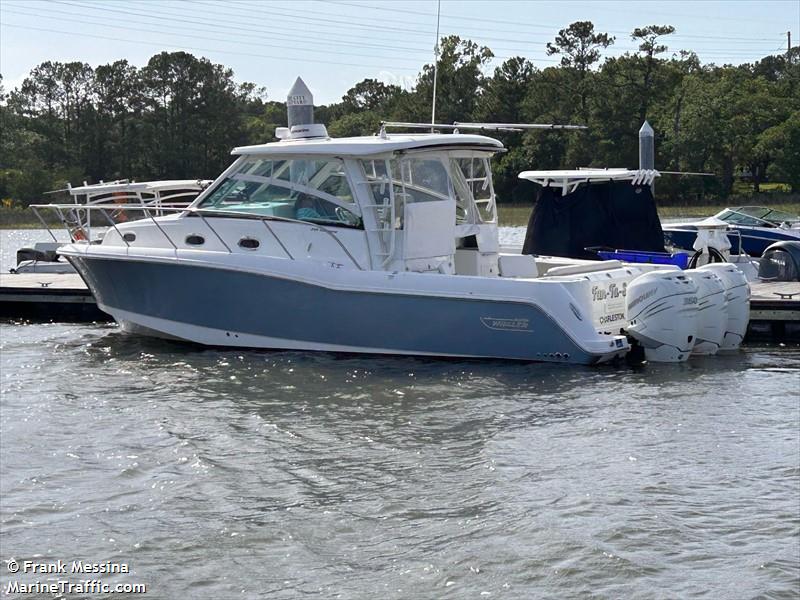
[68,254,616,363]
[663,206,800,257]
[48,79,749,365]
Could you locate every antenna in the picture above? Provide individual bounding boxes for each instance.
[430,0,441,132]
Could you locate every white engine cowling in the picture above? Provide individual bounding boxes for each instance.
[625,271,699,362]
[684,269,728,355]
[697,263,750,350]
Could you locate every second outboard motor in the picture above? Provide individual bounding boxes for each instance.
[697,263,750,350]
[684,270,728,355]
[625,271,699,362]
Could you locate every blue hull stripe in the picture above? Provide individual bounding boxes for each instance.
[69,257,599,364]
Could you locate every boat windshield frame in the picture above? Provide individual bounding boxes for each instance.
[192,147,499,230]
[716,206,800,228]
[195,154,364,229]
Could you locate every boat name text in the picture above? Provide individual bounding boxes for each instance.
[591,283,627,302]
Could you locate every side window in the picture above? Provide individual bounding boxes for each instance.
[395,158,451,203]
[362,156,459,230]
[454,156,495,223]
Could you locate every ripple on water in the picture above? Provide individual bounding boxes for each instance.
[0,320,798,599]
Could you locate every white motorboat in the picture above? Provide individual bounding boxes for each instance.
[663,206,800,257]
[13,179,211,273]
[48,79,749,365]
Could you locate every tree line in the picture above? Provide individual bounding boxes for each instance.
[1,21,798,207]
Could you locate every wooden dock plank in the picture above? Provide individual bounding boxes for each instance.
[0,273,88,291]
[750,281,800,302]
[749,282,800,319]
[0,273,110,321]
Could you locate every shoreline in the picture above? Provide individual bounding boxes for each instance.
[1,202,797,230]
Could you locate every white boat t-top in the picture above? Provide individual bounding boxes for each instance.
[55,178,213,240]
[46,78,749,364]
[14,179,211,274]
[519,168,660,195]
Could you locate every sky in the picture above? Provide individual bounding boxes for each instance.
[1,0,798,105]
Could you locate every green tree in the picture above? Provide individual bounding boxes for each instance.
[546,21,614,122]
[341,79,403,112]
[631,25,676,121]
[760,111,800,192]
[415,35,494,124]
[475,57,536,123]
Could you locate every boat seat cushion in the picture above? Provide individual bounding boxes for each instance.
[498,254,540,278]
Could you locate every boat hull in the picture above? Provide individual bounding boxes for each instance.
[67,255,625,365]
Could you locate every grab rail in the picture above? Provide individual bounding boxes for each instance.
[28,204,365,271]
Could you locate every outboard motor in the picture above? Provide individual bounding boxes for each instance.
[684,270,727,355]
[697,263,750,350]
[625,271,699,362]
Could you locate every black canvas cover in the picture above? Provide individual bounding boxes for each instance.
[521,181,666,259]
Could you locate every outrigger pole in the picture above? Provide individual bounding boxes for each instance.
[380,122,588,134]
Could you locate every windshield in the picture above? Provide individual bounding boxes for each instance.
[198,157,361,228]
[718,206,800,228]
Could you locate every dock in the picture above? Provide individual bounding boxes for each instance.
[0,273,111,322]
[1,273,798,341]
[748,281,800,341]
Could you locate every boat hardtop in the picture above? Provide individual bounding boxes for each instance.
[519,168,660,196]
[232,132,504,157]
[66,179,212,196]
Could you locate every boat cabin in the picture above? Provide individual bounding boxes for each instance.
[187,130,505,274]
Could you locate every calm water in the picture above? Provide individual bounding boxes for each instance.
[1,229,799,599]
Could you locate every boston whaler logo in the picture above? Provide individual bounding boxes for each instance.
[480,317,533,332]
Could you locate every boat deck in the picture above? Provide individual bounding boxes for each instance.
[748,281,800,341]
[1,273,798,340]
